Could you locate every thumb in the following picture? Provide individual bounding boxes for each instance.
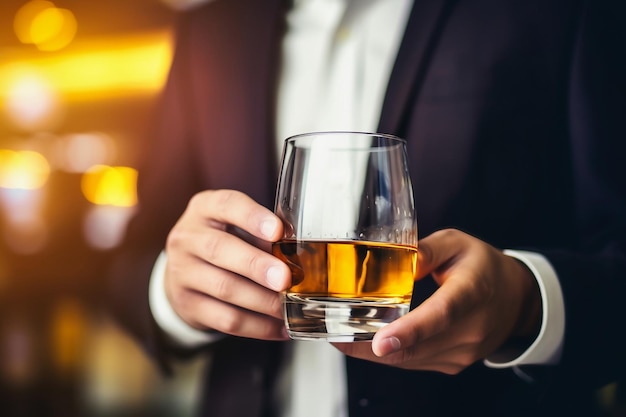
[417,229,469,281]
[372,231,479,357]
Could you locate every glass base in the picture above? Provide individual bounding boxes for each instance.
[284,294,409,342]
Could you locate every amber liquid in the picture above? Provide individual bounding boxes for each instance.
[272,240,417,340]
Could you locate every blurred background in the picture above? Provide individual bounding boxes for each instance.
[2,1,626,417]
[0,1,208,416]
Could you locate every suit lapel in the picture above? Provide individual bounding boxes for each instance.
[378,0,457,135]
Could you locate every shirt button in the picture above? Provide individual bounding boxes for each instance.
[358,398,369,407]
[336,27,350,41]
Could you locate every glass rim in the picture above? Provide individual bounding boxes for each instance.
[283,131,406,145]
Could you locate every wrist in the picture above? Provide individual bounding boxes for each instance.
[485,250,564,368]
[511,256,542,342]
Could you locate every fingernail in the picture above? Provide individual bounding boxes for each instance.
[376,336,401,357]
[266,265,285,291]
[260,218,278,239]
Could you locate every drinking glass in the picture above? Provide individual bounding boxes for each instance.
[272,131,418,341]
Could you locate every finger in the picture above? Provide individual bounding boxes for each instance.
[176,289,288,341]
[175,261,285,320]
[168,226,291,292]
[332,341,468,374]
[371,272,485,357]
[371,321,485,367]
[416,229,469,280]
[190,189,283,241]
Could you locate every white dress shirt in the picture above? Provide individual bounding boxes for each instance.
[149,0,565,415]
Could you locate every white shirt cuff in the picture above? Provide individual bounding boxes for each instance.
[149,251,223,347]
[484,250,565,368]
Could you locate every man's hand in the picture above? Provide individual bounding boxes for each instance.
[333,228,542,374]
[163,189,291,341]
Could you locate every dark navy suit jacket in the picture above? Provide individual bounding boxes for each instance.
[108,0,626,415]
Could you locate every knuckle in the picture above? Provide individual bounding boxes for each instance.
[265,293,284,318]
[169,288,195,320]
[187,190,214,213]
[217,312,244,335]
[166,228,186,251]
[188,190,244,222]
[211,189,241,212]
[247,251,265,277]
[188,192,204,209]
[435,228,459,241]
[201,234,222,262]
[212,274,234,301]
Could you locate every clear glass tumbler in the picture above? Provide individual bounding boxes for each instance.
[273,131,418,341]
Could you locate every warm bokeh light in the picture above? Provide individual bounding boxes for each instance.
[52,132,117,173]
[83,205,136,250]
[14,1,77,52]
[13,0,55,44]
[0,31,173,101]
[0,150,50,253]
[1,2,209,416]
[51,299,87,375]
[0,149,51,190]
[81,317,206,416]
[28,4,64,45]
[30,7,77,51]
[80,163,138,248]
[2,66,63,131]
[81,165,138,207]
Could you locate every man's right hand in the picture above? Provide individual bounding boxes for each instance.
[163,189,291,341]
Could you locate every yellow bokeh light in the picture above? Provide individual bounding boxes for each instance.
[0,149,51,190]
[81,165,138,207]
[13,0,55,44]
[0,31,174,100]
[30,6,65,44]
[51,299,87,374]
[14,1,77,52]
[31,7,77,51]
